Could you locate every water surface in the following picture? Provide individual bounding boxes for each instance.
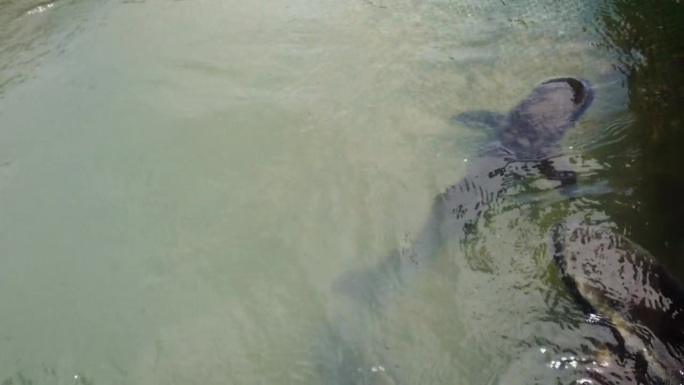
[0,0,641,383]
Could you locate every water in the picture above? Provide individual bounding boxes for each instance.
[0,0,653,384]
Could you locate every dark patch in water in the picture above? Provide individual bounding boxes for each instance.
[551,222,684,385]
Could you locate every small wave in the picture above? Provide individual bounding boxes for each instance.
[566,112,635,153]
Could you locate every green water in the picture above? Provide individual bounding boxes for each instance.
[0,0,669,383]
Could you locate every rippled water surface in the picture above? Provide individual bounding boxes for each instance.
[0,0,646,384]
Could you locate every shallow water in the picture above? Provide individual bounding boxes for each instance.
[0,0,647,384]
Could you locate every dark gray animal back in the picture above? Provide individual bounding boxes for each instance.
[500,77,593,158]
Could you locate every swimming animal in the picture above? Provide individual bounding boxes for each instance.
[551,222,684,385]
[321,77,594,385]
[320,77,595,385]
[332,77,594,307]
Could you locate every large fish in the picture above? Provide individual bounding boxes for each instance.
[332,77,594,307]
[551,222,684,384]
[320,78,594,385]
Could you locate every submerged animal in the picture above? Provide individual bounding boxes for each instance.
[457,77,593,160]
[551,222,684,385]
[321,77,594,385]
[332,77,594,306]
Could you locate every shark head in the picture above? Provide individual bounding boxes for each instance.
[498,77,594,159]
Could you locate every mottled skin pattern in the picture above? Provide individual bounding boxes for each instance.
[552,223,684,385]
[322,78,594,385]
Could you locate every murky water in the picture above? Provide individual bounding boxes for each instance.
[0,0,657,384]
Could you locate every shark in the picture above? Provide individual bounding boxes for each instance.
[319,77,595,385]
[332,77,594,307]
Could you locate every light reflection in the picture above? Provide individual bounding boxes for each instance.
[26,2,55,15]
[548,355,595,370]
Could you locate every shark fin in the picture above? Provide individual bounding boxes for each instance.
[451,109,506,137]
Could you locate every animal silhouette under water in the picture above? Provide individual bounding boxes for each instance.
[321,77,595,385]
[332,77,594,307]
